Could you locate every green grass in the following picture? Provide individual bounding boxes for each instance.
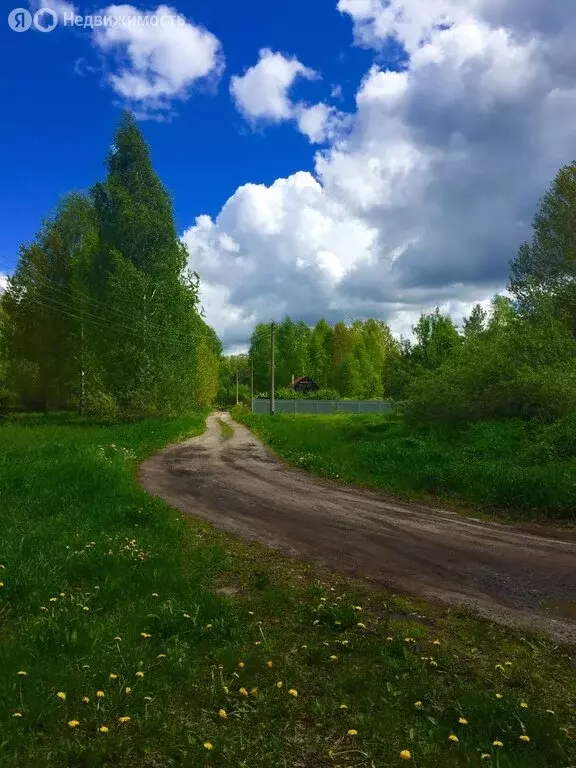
[233,410,576,522]
[1,413,575,767]
[217,417,234,440]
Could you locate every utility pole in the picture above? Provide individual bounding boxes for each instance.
[236,369,239,405]
[270,322,275,416]
[250,356,254,414]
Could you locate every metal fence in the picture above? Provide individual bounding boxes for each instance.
[251,399,394,415]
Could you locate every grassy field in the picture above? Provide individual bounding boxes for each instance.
[233,410,576,522]
[1,412,575,767]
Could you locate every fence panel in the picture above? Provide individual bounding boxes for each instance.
[251,399,393,415]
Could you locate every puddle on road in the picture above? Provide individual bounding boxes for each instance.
[542,599,576,620]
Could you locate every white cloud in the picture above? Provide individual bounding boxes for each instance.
[184,0,576,349]
[230,49,347,145]
[92,4,223,117]
[0,274,8,293]
[230,48,317,122]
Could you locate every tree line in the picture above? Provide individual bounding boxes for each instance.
[0,113,220,419]
[222,161,576,422]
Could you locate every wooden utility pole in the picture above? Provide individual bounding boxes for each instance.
[236,369,239,405]
[270,322,275,415]
[250,356,254,413]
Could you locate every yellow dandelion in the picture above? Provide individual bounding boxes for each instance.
[114,636,122,642]
[448,734,459,743]
[250,687,258,697]
[203,742,213,750]
[414,701,423,709]
[430,660,438,667]
[546,709,555,715]
[347,729,358,737]
[223,686,229,694]
[353,605,362,611]
[504,661,513,667]
[205,623,213,629]
[218,709,227,720]
[276,681,283,689]
[82,697,90,704]
[140,632,151,639]
[68,720,80,728]
[519,735,530,743]
[56,691,66,701]
[13,712,22,718]
[495,664,505,671]
[17,671,27,678]
[432,639,441,645]
[520,702,528,709]
[492,740,504,748]
[109,673,118,681]
[288,688,298,697]
[59,592,65,598]
[481,754,491,760]
[99,725,109,733]
[144,696,152,701]
[96,690,105,698]
[238,662,245,669]
[400,750,412,761]
[458,717,469,725]
[151,593,158,598]
[118,716,131,724]
[495,693,503,699]
[239,687,248,696]
[135,671,144,678]
[266,660,273,668]
[329,655,338,661]
[82,606,89,612]
[357,622,367,629]
[49,597,58,602]
[339,703,348,709]
[387,636,394,641]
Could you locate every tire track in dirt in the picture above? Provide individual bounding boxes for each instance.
[140,412,576,643]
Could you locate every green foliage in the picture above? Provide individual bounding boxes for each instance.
[1,113,220,418]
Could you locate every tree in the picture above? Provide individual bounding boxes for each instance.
[510,161,576,334]
[463,304,487,338]
[411,309,461,371]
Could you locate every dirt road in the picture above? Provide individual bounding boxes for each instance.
[140,412,576,642]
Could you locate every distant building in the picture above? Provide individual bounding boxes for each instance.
[288,376,319,393]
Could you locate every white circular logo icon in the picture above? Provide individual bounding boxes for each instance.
[33,7,58,32]
[8,7,32,31]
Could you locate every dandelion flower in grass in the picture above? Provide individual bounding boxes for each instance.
[387,636,394,641]
[495,664,505,671]
[118,716,131,724]
[329,655,338,662]
[68,720,80,728]
[223,686,229,694]
[495,693,503,699]
[109,673,118,681]
[481,754,491,760]
[140,632,151,639]
[458,717,469,725]
[49,597,58,603]
[266,660,273,669]
[157,654,167,659]
[250,688,258,697]
[492,740,504,748]
[99,726,109,733]
[135,671,145,678]
[400,750,412,761]
[151,593,158,598]
[82,606,90,612]
[56,691,66,701]
[239,687,248,697]
[125,687,132,695]
[183,613,190,619]
[276,681,283,689]
[144,696,152,701]
[339,704,348,710]
[448,734,459,743]
[13,712,22,718]
[414,701,423,709]
[357,622,367,629]
[353,605,362,611]
[432,639,441,646]
[519,735,530,743]
[218,709,227,720]
[17,671,27,678]
[96,690,105,698]
[504,661,513,667]
[238,662,245,669]
[288,688,298,697]
[347,729,358,737]
[203,742,213,750]
[82,697,90,704]
[430,660,438,667]
[59,592,65,598]
[114,636,122,642]
[546,709,555,715]
[520,702,528,709]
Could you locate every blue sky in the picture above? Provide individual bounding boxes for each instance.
[2,0,576,348]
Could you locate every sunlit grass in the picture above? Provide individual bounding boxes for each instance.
[0,412,574,766]
[233,409,576,521]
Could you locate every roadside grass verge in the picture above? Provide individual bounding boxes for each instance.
[0,412,574,767]
[217,417,234,440]
[233,409,576,522]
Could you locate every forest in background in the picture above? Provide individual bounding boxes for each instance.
[222,161,576,429]
[0,113,220,419]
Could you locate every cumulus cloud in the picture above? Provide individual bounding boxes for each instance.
[92,4,223,118]
[184,0,576,350]
[230,49,347,144]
